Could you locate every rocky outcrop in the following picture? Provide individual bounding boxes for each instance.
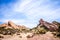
[0,19,60,40]
[8,21,19,29]
[0,23,8,27]
[52,21,60,27]
[0,21,19,29]
[37,19,58,31]
[0,21,27,29]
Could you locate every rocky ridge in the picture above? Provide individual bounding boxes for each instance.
[0,19,60,40]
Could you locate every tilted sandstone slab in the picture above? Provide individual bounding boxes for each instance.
[37,19,58,31]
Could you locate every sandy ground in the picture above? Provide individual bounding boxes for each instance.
[0,32,60,40]
[0,33,32,40]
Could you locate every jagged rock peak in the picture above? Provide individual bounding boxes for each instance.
[8,21,16,26]
[8,21,20,29]
[37,19,59,31]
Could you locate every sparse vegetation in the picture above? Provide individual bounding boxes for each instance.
[52,26,60,37]
[27,35,32,38]
[0,27,30,35]
[0,20,60,38]
[0,27,20,35]
[19,36,22,38]
[30,26,49,34]
[0,35,4,38]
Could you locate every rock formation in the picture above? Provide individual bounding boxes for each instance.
[8,21,19,29]
[0,23,8,27]
[0,19,60,40]
[0,21,27,29]
[37,19,58,31]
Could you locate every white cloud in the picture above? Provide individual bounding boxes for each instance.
[13,0,60,21]
[0,0,60,28]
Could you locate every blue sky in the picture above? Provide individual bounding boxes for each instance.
[0,0,60,28]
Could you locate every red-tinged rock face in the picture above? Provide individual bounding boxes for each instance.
[37,19,58,31]
[39,19,44,24]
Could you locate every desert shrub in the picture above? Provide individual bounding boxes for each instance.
[19,36,22,38]
[31,26,48,34]
[0,35,4,38]
[52,32,60,37]
[0,27,20,35]
[27,34,34,38]
[19,28,30,33]
[52,25,60,37]
[6,28,20,35]
[39,26,50,34]
[17,33,20,35]
[27,35,31,38]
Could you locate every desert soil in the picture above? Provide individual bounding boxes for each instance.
[0,32,60,40]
